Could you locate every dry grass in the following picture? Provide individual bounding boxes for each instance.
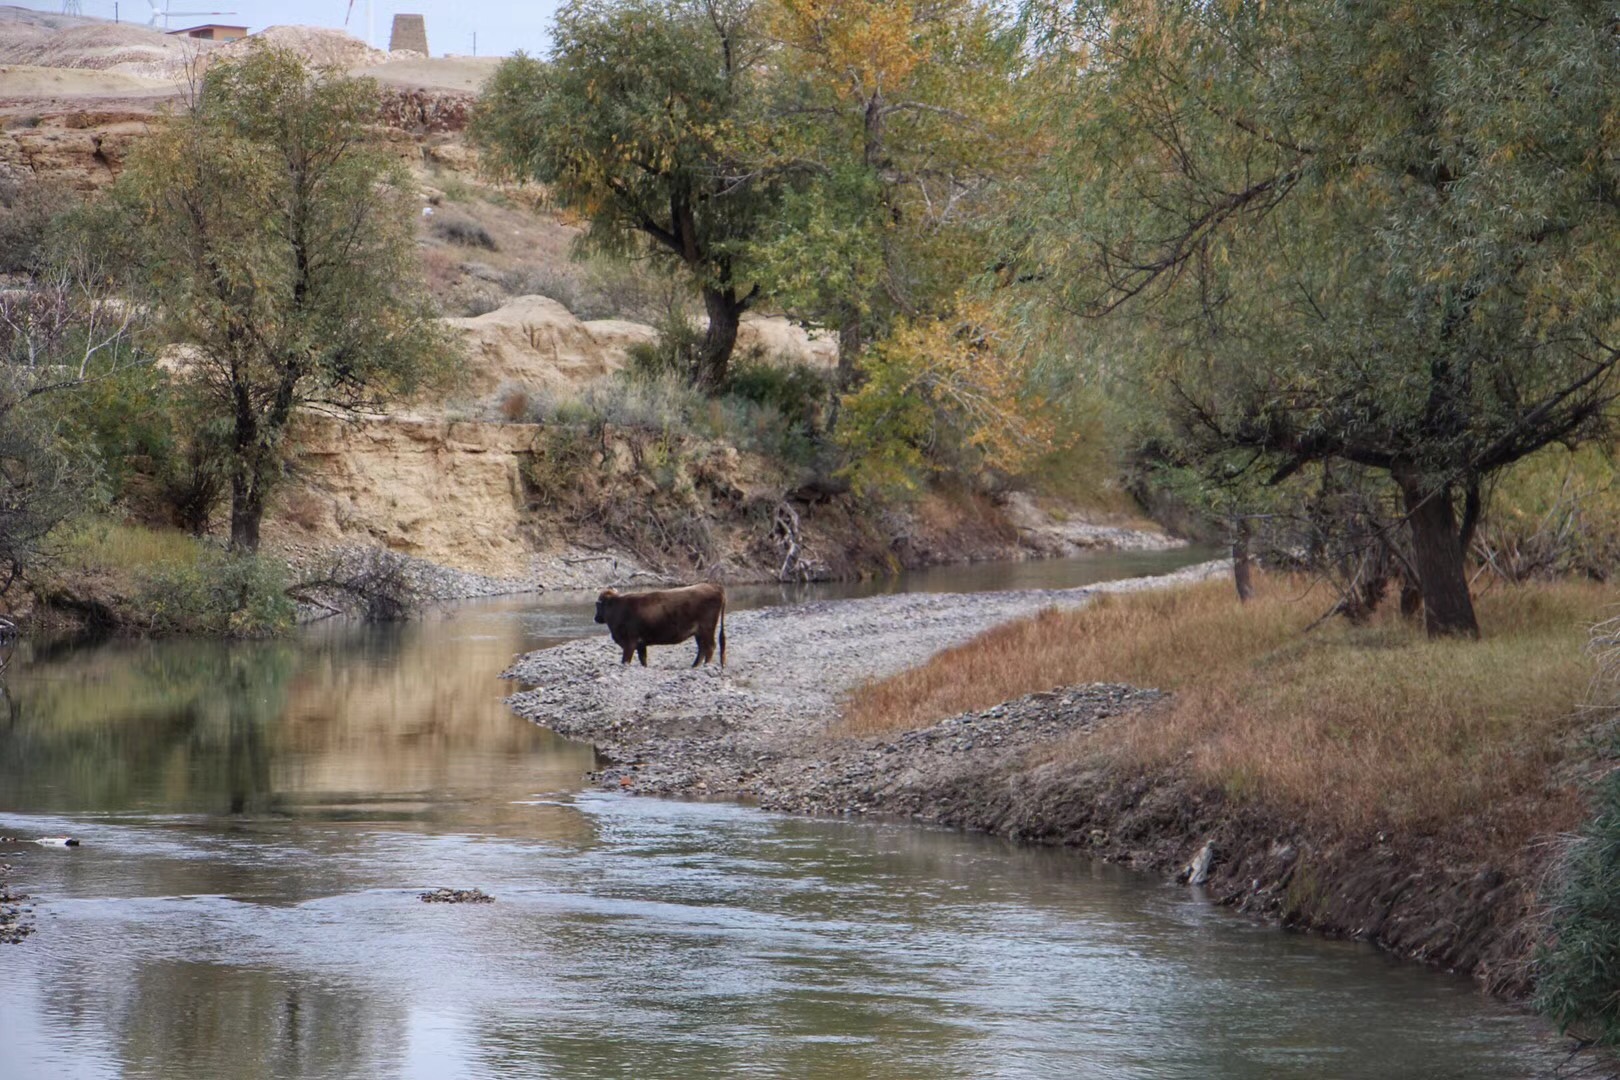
[842,575,1613,838]
[55,519,205,572]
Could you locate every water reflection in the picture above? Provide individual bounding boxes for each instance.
[0,798,1551,1079]
[0,548,1555,1079]
[0,615,594,833]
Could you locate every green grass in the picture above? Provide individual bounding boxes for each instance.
[51,521,294,637]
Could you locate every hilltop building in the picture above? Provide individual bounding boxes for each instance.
[389,14,428,55]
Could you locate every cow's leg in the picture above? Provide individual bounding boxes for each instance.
[697,630,716,666]
[620,642,634,665]
[637,643,648,667]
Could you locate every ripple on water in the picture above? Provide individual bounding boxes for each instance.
[0,554,1559,1080]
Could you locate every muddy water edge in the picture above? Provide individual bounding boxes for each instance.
[0,548,1570,1079]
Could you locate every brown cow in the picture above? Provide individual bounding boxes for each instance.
[594,583,727,668]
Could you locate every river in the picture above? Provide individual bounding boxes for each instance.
[0,549,1555,1079]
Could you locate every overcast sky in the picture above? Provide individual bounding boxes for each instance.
[17,0,564,57]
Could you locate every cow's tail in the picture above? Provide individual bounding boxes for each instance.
[719,596,727,668]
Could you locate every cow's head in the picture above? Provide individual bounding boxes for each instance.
[594,588,619,624]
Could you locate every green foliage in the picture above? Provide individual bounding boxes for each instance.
[1021,0,1620,635]
[117,45,455,550]
[836,341,935,496]
[0,176,78,275]
[1476,447,1620,583]
[836,300,1068,497]
[53,521,293,636]
[1538,767,1620,1046]
[0,217,146,590]
[527,364,822,469]
[723,358,831,435]
[40,356,174,503]
[0,382,102,591]
[474,0,782,387]
[625,309,706,383]
[757,0,1028,371]
[136,546,294,637]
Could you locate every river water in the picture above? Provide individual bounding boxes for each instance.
[0,550,1554,1079]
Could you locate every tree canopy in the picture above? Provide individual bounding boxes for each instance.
[1018,0,1620,636]
[119,46,449,551]
[755,0,1026,382]
[475,0,782,390]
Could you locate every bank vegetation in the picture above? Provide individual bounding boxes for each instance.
[846,575,1608,853]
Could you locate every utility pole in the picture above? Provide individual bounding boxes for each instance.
[471,31,477,56]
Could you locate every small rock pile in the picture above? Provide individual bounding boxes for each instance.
[418,887,494,904]
[755,684,1164,817]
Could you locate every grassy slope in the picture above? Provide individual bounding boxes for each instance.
[845,576,1611,858]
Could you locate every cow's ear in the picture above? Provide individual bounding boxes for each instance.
[600,588,618,599]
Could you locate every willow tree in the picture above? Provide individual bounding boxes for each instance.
[120,47,447,551]
[474,0,782,390]
[1021,0,1620,637]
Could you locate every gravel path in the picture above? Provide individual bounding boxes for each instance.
[503,559,1228,802]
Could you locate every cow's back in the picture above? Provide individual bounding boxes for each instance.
[614,583,724,646]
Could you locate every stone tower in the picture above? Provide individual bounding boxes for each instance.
[389,14,428,55]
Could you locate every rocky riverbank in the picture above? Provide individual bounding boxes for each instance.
[503,560,1228,794]
[503,558,1555,997]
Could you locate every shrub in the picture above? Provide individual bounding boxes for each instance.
[450,280,505,316]
[522,423,599,506]
[501,261,675,323]
[553,372,703,433]
[626,308,705,382]
[723,359,831,434]
[52,521,294,636]
[497,386,531,422]
[1537,769,1620,1046]
[1474,447,1620,583]
[138,546,294,636]
[43,358,177,505]
[696,393,815,468]
[160,442,226,536]
[0,177,79,274]
[430,209,498,250]
[434,173,474,204]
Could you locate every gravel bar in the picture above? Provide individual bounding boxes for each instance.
[503,559,1229,806]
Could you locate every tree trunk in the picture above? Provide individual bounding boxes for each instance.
[697,287,743,392]
[228,440,274,553]
[1396,470,1479,638]
[229,473,265,553]
[836,309,864,392]
[1232,518,1255,603]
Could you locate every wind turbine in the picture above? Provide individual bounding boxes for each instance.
[147,0,237,30]
[345,0,375,48]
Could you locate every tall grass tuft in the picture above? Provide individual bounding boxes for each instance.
[53,521,293,636]
[843,575,1608,842]
[1537,769,1620,1046]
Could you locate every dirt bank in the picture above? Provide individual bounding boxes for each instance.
[503,558,1550,996]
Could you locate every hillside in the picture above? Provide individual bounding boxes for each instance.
[0,12,1177,627]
